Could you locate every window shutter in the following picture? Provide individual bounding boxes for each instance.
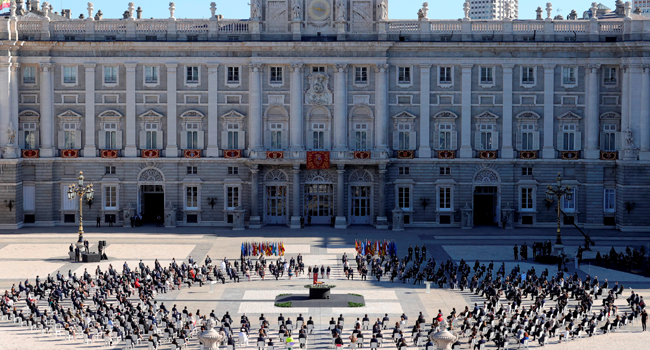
[574,132,582,150]
[34,131,40,149]
[409,131,417,150]
[450,131,457,150]
[366,130,372,150]
[600,132,605,150]
[475,131,482,150]
[392,131,399,150]
[280,131,288,150]
[556,132,564,151]
[115,131,123,150]
[615,132,622,151]
[532,131,540,150]
[264,130,271,149]
[349,129,355,149]
[19,130,25,149]
[74,130,82,149]
[306,131,314,150]
[139,131,147,149]
[515,130,523,150]
[197,131,205,149]
[155,131,163,149]
[180,130,188,149]
[221,131,228,149]
[58,131,65,149]
[98,131,106,150]
[323,131,331,150]
[238,131,246,150]
[492,132,499,150]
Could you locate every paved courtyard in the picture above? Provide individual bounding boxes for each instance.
[0,225,648,349]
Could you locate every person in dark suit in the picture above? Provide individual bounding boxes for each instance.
[473,336,486,350]
[642,309,648,331]
[96,215,101,227]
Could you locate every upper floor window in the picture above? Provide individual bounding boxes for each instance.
[145,123,159,149]
[520,124,535,151]
[104,186,117,210]
[562,124,578,151]
[186,123,200,149]
[522,67,535,85]
[439,66,452,84]
[438,124,454,150]
[312,123,326,150]
[312,66,326,73]
[145,66,158,84]
[478,124,496,150]
[604,67,617,86]
[227,123,241,149]
[63,66,77,85]
[23,123,38,150]
[270,66,283,85]
[602,124,617,151]
[104,66,117,84]
[397,123,412,150]
[23,66,36,84]
[354,123,369,151]
[227,66,240,84]
[186,66,199,84]
[355,67,368,85]
[398,66,411,85]
[480,66,493,85]
[62,123,76,149]
[562,67,576,85]
[270,123,283,150]
[103,123,118,149]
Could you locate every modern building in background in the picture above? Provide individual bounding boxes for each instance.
[469,0,518,20]
[0,0,649,231]
[633,0,650,17]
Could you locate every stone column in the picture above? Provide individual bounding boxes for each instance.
[542,64,556,159]
[290,164,302,229]
[460,64,473,158]
[0,62,10,151]
[165,63,178,157]
[335,164,346,228]
[333,64,348,151]
[621,65,630,135]
[249,166,261,228]
[290,63,304,151]
[585,64,601,159]
[125,63,138,157]
[376,166,388,229]
[419,64,432,158]
[375,64,389,152]
[628,64,643,156]
[501,64,514,159]
[249,63,263,153]
[640,65,650,160]
[39,63,54,157]
[207,63,220,157]
[83,63,96,157]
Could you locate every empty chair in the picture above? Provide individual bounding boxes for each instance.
[307,324,314,334]
[297,321,304,329]
[258,340,266,350]
[363,321,369,330]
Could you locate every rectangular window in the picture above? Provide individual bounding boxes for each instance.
[312,66,326,73]
[440,167,451,175]
[145,66,158,84]
[439,124,453,150]
[604,189,616,213]
[439,187,452,211]
[398,67,411,84]
[227,123,239,149]
[562,191,576,212]
[63,123,76,149]
[186,123,199,149]
[397,187,411,210]
[104,66,117,84]
[354,123,368,150]
[355,67,368,84]
[270,66,283,84]
[563,124,576,151]
[23,123,37,150]
[270,123,283,150]
[522,67,535,85]
[398,123,411,150]
[562,67,576,85]
[398,167,410,175]
[104,186,117,210]
[312,123,325,150]
[522,167,533,176]
[186,186,198,210]
[480,124,494,150]
[227,186,239,209]
[603,124,616,151]
[145,123,158,149]
[480,66,493,84]
[227,66,240,84]
[186,66,199,84]
[23,66,36,84]
[604,67,617,85]
[439,66,452,84]
[63,66,76,84]
[187,166,198,175]
[104,123,117,149]
[105,166,116,175]
[521,188,534,211]
[521,124,534,150]
[228,166,239,175]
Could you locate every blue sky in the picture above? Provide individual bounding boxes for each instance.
[43,0,594,20]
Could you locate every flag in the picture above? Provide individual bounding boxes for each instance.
[306,151,330,169]
[1,0,11,12]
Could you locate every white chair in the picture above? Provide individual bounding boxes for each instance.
[503,341,510,350]
[330,337,336,349]
[479,343,485,350]
[356,337,364,348]
[370,341,378,350]
[258,340,266,350]
[362,321,369,330]
[299,337,307,349]
[307,324,314,334]
[523,339,529,349]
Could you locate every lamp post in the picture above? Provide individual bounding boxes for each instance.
[545,173,572,252]
[67,171,94,250]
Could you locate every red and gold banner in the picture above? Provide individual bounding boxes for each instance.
[437,150,455,159]
[22,149,39,158]
[479,150,498,159]
[266,151,284,159]
[353,151,371,159]
[61,149,79,158]
[101,149,118,158]
[224,149,242,159]
[184,149,201,158]
[519,151,538,159]
[600,151,617,160]
[306,151,330,169]
[560,151,580,160]
[396,150,415,159]
[142,149,160,158]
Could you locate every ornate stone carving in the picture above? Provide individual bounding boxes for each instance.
[305,73,333,105]
[599,112,621,119]
[292,0,302,21]
[139,168,164,182]
[336,0,347,21]
[305,169,335,184]
[169,2,176,19]
[7,123,17,146]
[625,128,634,146]
[377,0,388,20]
[249,0,262,20]
[433,111,458,119]
[349,169,372,182]
[265,169,288,182]
[463,1,471,19]
[473,169,499,183]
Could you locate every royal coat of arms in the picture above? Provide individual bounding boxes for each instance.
[305,73,333,105]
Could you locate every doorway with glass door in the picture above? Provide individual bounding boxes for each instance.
[265,185,288,225]
[139,185,164,224]
[350,186,372,225]
[304,184,333,224]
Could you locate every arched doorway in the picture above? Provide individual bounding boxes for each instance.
[348,169,374,225]
[304,170,335,224]
[472,168,501,226]
[264,169,289,225]
[137,167,165,224]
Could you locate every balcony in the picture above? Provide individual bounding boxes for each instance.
[600,151,618,160]
[518,151,538,160]
[437,150,456,159]
[60,149,79,158]
[560,151,580,160]
[141,149,160,158]
[183,149,202,158]
[479,150,498,160]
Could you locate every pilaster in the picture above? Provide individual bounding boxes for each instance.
[418,64,432,158]
[39,62,54,158]
[83,63,97,157]
[460,64,473,158]
[290,63,304,152]
[376,166,388,229]
[640,65,650,160]
[249,165,261,228]
[124,63,138,157]
[0,62,11,153]
[165,63,178,157]
[542,64,556,159]
[335,164,347,229]
[501,64,514,159]
[375,64,389,152]
[207,63,220,157]
[333,64,348,151]
[585,64,601,159]
[290,164,302,229]
[249,63,263,153]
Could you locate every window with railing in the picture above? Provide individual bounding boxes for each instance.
[63,66,76,84]
[145,66,158,84]
[354,123,368,151]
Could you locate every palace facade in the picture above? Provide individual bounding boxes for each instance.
[0,0,649,231]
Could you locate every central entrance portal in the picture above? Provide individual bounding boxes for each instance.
[304,184,334,224]
[474,186,498,226]
[349,186,371,225]
[265,185,288,225]
[139,185,165,223]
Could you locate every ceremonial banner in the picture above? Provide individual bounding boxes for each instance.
[396,150,414,159]
[141,149,160,158]
[224,149,242,159]
[0,0,10,12]
[101,149,118,158]
[353,151,371,159]
[22,149,39,158]
[183,149,201,158]
[61,149,79,158]
[266,151,284,159]
[306,151,330,169]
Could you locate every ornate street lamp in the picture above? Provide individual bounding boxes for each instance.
[67,171,94,250]
[545,173,572,250]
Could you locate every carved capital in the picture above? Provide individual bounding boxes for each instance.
[290,63,304,72]
[501,63,515,72]
[419,64,432,70]
[9,62,20,71]
[620,64,629,73]
[543,64,556,71]
[335,64,348,72]
[376,64,390,73]
[643,64,650,74]
[249,63,263,72]
[165,63,179,70]
[207,63,220,73]
[83,63,97,70]
[39,63,53,72]
[587,63,601,73]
